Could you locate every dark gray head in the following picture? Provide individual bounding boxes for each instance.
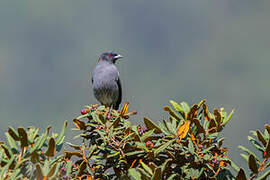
[98,52,123,64]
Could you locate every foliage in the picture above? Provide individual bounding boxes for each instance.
[0,121,67,179]
[0,99,244,179]
[232,124,270,180]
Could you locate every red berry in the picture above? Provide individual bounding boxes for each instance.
[81,109,90,115]
[132,110,137,115]
[145,141,154,148]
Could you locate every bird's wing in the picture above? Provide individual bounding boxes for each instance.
[114,77,122,110]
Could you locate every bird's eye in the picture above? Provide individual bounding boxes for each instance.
[108,53,113,57]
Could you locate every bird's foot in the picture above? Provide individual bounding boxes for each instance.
[105,107,113,120]
[106,114,112,120]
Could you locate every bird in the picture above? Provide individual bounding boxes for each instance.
[91,52,123,114]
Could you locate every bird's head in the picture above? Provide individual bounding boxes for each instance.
[98,52,123,64]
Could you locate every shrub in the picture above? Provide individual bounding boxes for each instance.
[1,99,268,179]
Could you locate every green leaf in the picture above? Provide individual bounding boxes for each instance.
[160,158,171,173]
[248,136,264,152]
[144,117,162,134]
[222,109,234,126]
[167,174,178,180]
[107,151,120,158]
[257,169,270,180]
[121,133,134,143]
[198,99,206,107]
[180,102,190,114]
[15,158,29,169]
[140,160,153,176]
[154,139,174,156]
[208,132,219,139]
[240,153,249,163]
[65,160,73,177]
[0,156,15,178]
[28,128,39,144]
[29,129,49,154]
[230,160,240,172]
[203,119,209,130]
[5,132,18,151]
[47,163,60,178]
[188,168,201,179]
[238,145,259,161]
[55,121,67,145]
[170,100,184,113]
[9,168,22,179]
[135,142,148,151]
[125,150,144,157]
[188,139,195,155]
[167,120,177,135]
[141,129,154,142]
[128,168,142,180]
[42,160,50,176]
[0,144,13,159]
[87,145,97,159]
[158,122,170,135]
[200,145,215,154]
[66,142,81,150]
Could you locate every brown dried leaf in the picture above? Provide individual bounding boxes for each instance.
[31,151,39,163]
[120,102,129,117]
[256,130,267,147]
[8,127,20,141]
[248,154,258,174]
[214,109,222,129]
[191,119,205,135]
[177,120,191,140]
[235,168,247,180]
[64,151,83,159]
[265,124,270,134]
[265,138,270,158]
[203,104,209,121]
[73,119,86,130]
[111,117,121,128]
[208,119,217,133]
[163,106,182,121]
[36,164,43,180]
[144,117,162,134]
[187,105,198,120]
[45,138,56,157]
[18,127,28,150]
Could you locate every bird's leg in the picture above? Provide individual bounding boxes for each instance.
[104,106,109,119]
[104,105,113,119]
[107,105,113,119]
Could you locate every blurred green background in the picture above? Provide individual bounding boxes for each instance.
[0,0,270,168]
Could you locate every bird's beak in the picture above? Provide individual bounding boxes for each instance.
[114,54,123,60]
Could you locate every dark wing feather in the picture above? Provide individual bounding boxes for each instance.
[114,78,122,110]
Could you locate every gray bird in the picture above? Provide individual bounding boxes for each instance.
[91,52,123,110]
